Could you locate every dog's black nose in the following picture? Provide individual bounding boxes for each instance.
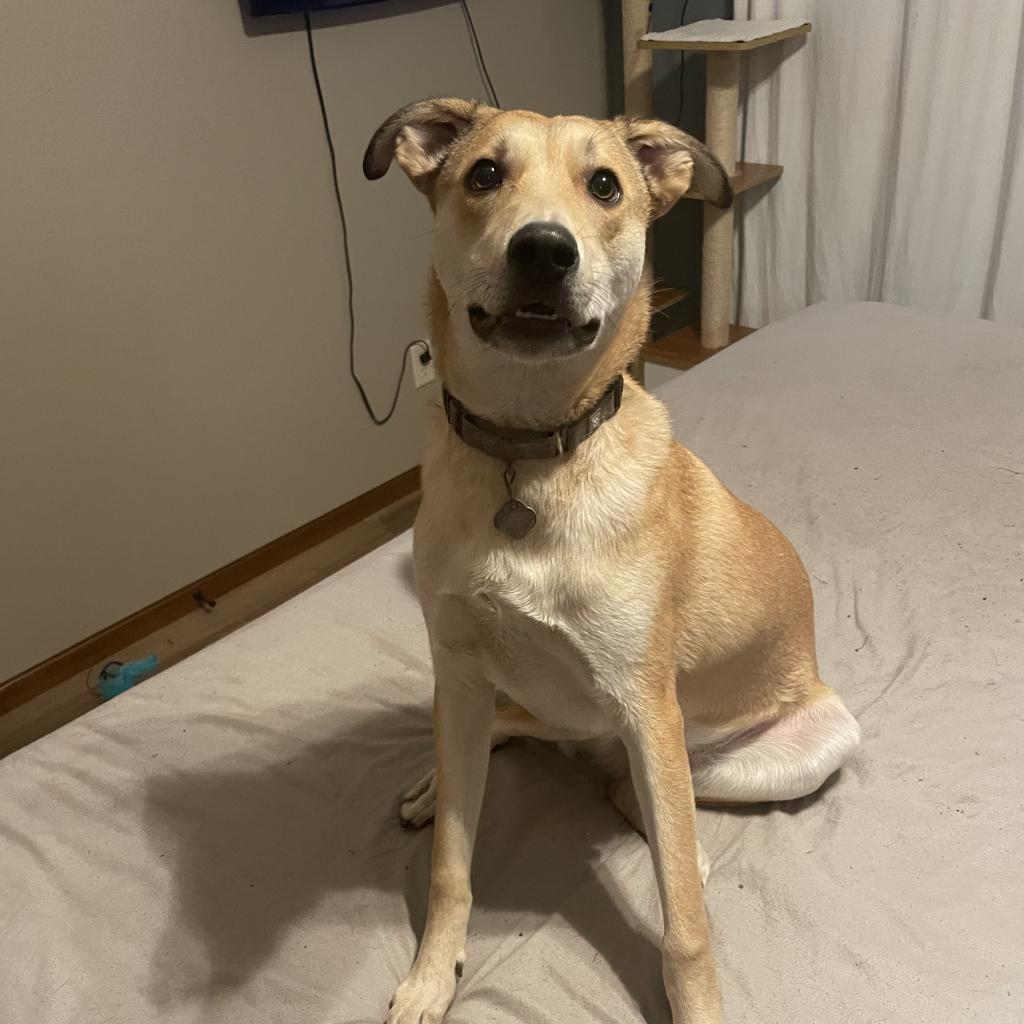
[507,222,579,282]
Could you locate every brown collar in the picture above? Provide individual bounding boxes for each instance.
[441,375,624,462]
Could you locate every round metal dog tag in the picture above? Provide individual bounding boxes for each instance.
[493,498,537,539]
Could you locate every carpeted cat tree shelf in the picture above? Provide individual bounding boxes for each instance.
[620,8,811,360]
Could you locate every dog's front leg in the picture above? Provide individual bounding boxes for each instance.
[387,652,494,1024]
[623,684,723,1024]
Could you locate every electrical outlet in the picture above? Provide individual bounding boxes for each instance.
[409,339,437,389]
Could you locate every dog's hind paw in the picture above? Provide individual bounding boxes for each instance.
[399,767,437,828]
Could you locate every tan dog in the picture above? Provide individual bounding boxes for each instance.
[363,99,860,1024]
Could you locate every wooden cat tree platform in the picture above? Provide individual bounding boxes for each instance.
[620,6,811,372]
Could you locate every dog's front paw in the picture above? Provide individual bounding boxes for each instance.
[399,768,437,828]
[385,967,457,1024]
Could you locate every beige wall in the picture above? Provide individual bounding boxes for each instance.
[0,0,608,680]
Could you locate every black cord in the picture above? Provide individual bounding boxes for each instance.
[460,0,501,107]
[675,0,692,126]
[303,11,415,426]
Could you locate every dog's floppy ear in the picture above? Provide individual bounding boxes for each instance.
[616,117,733,216]
[362,97,489,192]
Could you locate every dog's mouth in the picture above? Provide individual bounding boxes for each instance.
[468,303,601,350]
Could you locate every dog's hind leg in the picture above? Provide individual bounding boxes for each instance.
[399,701,587,827]
[689,687,861,806]
[607,774,711,885]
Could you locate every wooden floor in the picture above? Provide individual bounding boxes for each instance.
[642,323,757,370]
[0,490,420,758]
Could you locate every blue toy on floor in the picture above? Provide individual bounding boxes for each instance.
[97,655,159,701]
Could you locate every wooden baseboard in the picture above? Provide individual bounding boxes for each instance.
[0,466,421,716]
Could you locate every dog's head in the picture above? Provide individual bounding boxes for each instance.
[364,100,730,412]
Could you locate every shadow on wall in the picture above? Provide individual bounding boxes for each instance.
[603,0,625,115]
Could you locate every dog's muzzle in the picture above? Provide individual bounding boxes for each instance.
[467,221,599,353]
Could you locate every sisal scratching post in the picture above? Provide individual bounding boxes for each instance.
[701,51,739,350]
[621,0,653,116]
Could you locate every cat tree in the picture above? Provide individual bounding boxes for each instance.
[621,5,811,368]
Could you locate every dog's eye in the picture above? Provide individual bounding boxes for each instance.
[467,159,502,192]
[588,169,621,204]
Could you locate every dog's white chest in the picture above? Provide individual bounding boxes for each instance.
[475,590,605,733]
[416,411,666,732]
[451,547,653,734]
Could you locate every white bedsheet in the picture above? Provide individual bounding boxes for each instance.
[2,302,1022,1024]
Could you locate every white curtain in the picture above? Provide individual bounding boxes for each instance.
[734,0,1024,328]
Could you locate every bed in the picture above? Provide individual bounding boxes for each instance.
[3,302,1022,1024]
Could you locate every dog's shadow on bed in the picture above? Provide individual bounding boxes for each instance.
[143,697,673,1020]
